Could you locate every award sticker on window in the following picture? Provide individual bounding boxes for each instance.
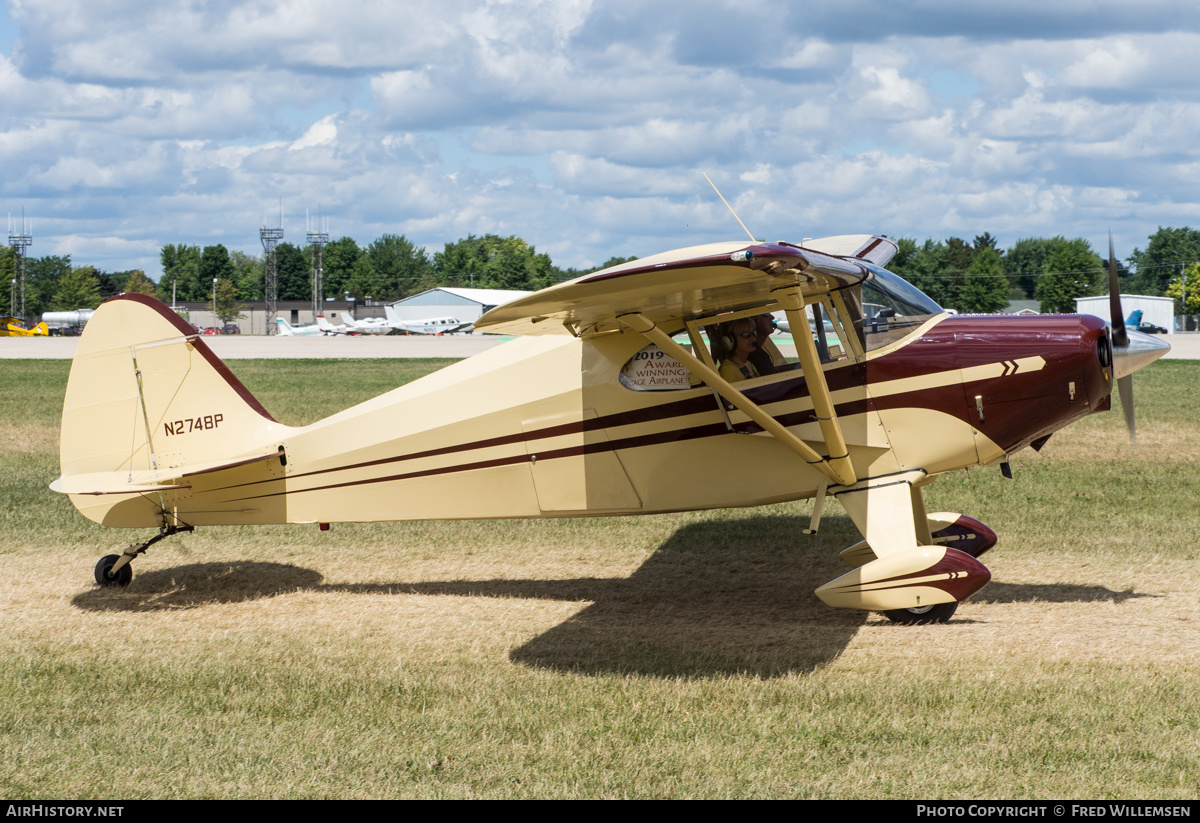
[619,344,691,391]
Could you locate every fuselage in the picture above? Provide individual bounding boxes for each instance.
[75,309,1114,529]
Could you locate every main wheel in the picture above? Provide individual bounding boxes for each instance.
[883,601,958,625]
[94,555,132,587]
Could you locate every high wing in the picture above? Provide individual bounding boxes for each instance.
[474,235,896,337]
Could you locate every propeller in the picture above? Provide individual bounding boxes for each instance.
[1107,234,1137,452]
[1106,234,1172,454]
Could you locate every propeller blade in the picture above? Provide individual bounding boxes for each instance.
[1117,374,1136,455]
[1108,232,1128,348]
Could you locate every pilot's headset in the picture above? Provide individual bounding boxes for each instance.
[706,324,734,361]
[708,321,744,361]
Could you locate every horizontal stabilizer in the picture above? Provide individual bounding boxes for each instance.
[51,473,191,496]
[51,448,285,496]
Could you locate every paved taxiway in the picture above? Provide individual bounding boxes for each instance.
[0,334,514,359]
[3,332,1199,359]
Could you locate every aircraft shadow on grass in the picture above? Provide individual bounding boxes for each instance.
[71,514,1153,678]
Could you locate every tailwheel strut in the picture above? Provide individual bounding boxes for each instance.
[94,524,194,587]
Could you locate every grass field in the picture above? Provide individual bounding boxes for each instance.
[1,357,1198,799]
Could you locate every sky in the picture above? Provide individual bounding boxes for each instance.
[3,0,1200,278]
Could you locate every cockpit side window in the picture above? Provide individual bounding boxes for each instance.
[850,265,944,352]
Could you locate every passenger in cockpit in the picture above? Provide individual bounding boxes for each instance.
[749,313,787,376]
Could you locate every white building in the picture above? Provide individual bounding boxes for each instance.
[1075,294,1175,334]
[386,287,532,325]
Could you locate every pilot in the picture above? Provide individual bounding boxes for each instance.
[748,313,787,376]
[712,318,760,383]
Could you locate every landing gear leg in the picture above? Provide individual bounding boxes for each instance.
[93,524,194,587]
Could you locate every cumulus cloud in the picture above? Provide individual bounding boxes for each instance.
[1,0,1199,274]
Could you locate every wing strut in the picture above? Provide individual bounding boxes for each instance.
[617,312,856,487]
[772,285,856,488]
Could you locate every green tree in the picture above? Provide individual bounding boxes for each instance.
[1035,237,1103,313]
[892,239,955,308]
[598,255,638,270]
[200,244,236,294]
[52,266,103,311]
[0,247,13,315]
[553,255,639,282]
[92,270,122,301]
[365,234,433,300]
[945,237,974,273]
[25,255,72,317]
[276,243,310,301]
[434,234,489,286]
[230,251,263,301]
[1165,263,1200,315]
[213,278,244,324]
[160,244,202,302]
[322,237,363,299]
[435,234,553,292]
[959,246,1010,314]
[1005,237,1056,300]
[1128,227,1200,296]
[344,254,377,300]
[886,238,919,278]
[973,232,999,251]
[122,270,158,296]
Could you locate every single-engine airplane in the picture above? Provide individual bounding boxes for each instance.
[382,304,471,335]
[336,313,393,335]
[53,234,1169,624]
[1,316,49,336]
[274,317,326,337]
[314,315,356,336]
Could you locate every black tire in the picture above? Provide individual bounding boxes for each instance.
[94,555,132,587]
[883,601,958,625]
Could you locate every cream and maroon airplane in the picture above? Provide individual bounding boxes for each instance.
[53,234,1169,623]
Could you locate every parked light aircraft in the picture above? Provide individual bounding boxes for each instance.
[336,313,393,335]
[314,315,355,336]
[1,316,49,336]
[382,304,471,335]
[1124,310,1168,335]
[54,234,1169,624]
[274,317,325,337]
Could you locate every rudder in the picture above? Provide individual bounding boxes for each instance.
[59,293,289,487]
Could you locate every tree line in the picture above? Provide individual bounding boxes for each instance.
[4,227,1200,319]
[0,233,635,320]
[156,233,633,307]
[889,227,1200,314]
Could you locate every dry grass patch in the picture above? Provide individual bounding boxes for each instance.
[2,357,1198,798]
[0,422,58,456]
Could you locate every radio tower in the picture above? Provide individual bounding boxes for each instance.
[306,209,329,319]
[8,212,32,319]
[260,205,284,333]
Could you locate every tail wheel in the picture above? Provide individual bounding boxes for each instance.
[883,601,958,625]
[94,555,132,587]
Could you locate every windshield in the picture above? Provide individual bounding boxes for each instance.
[842,265,944,352]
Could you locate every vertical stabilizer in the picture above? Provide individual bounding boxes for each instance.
[59,293,289,483]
